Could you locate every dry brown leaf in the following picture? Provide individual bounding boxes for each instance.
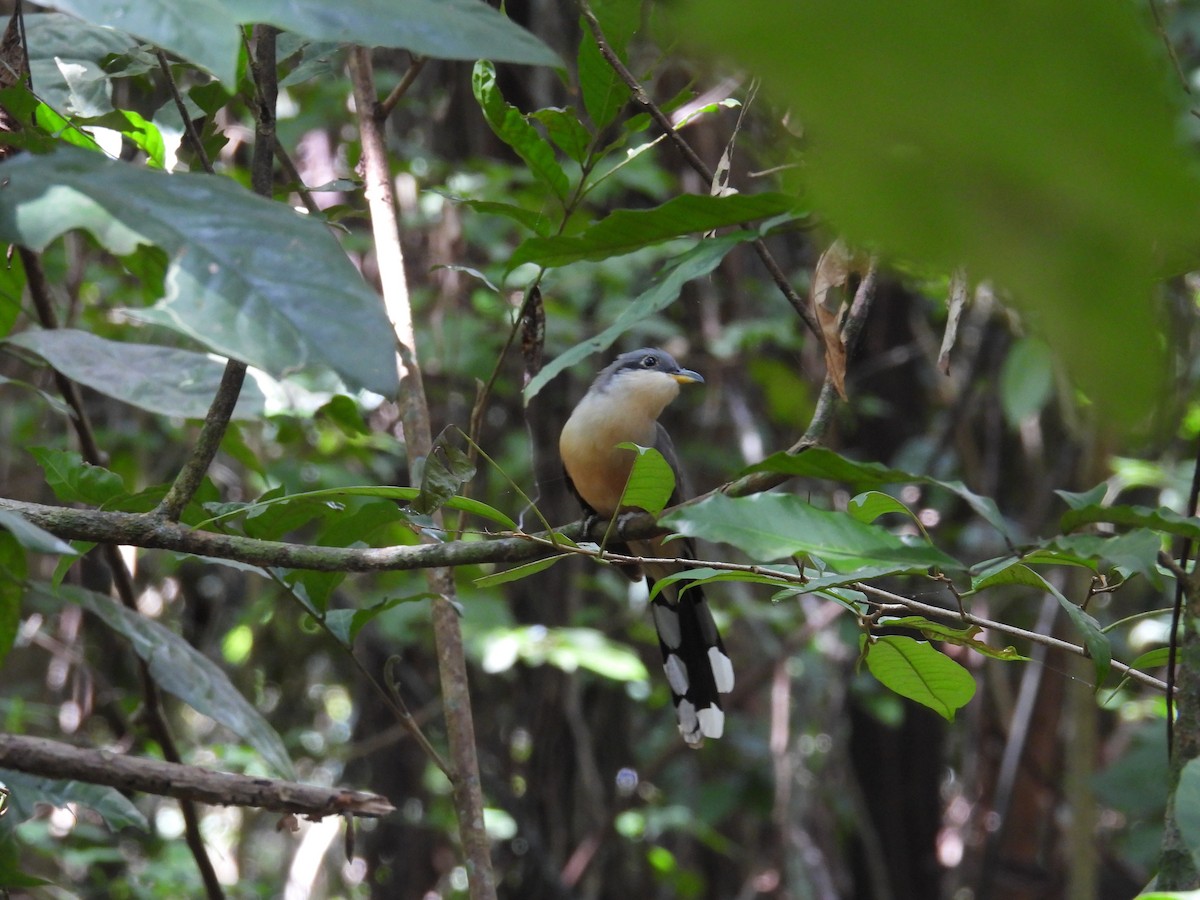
[811,239,858,398]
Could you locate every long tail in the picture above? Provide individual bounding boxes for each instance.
[649,582,734,747]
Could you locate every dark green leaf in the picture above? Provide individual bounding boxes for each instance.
[524,233,749,401]
[7,329,267,419]
[0,830,52,887]
[1062,503,1200,544]
[1042,530,1164,589]
[0,768,147,831]
[679,0,1200,427]
[508,193,797,269]
[29,447,126,506]
[1176,758,1200,872]
[663,493,962,573]
[34,582,294,778]
[1056,483,1108,511]
[473,61,570,202]
[847,490,918,527]
[448,197,554,237]
[1127,647,1171,671]
[324,592,437,646]
[881,615,1026,661]
[0,509,78,557]
[861,634,976,720]
[532,107,593,165]
[970,561,1111,685]
[576,0,637,128]
[748,446,1012,541]
[0,147,399,396]
[24,13,136,117]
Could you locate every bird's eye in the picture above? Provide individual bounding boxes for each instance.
[641,355,658,368]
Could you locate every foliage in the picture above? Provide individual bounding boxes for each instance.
[0,0,1198,896]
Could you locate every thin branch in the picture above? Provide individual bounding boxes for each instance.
[347,46,496,900]
[0,733,393,819]
[577,0,823,343]
[379,55,428,119]
[155,50,211,173]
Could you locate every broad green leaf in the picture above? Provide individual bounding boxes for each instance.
[663,493,962,573]
[576,0,637,129]
[1000,336,1054,426]
[524,233,748,401]
[617,445,676,516]
[508,193,797,269]
[0,768,147,832]
[1041,530,1164,589]
[24,13,137,117]
[679,0,1200,427]
[473,61,570,202]
[647,565,795,603]
[1177,759,1200,873]
[29,447,126,506]
[1056,483,1108,511]
[0,534,24,670]
[748,446,1012,541]
[881,615,1026,661]
[1128,647,1171,671]
[0,510,78,557]
[34,582,294,778]
[0,147,399,396]
[475,555,569,588]
[532,107,593,165]
[7,329,267,420]
[53,0,558,87]
[862,634,976,721]
[969,560,1111,686]
[1062,503,1200,544]
[0,86,102,153]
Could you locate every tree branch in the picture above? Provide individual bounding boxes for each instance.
[0,733,394,819]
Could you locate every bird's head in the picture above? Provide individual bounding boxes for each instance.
[592,348,705,418]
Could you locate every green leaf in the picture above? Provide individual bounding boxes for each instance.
[508,193,797,269]
[1042,530,1164,589]
[0,768,147,832]
[748,446,1012,541]
[1000,337,1054,425]
[848,490,919,527]
[323,592,436,646]
[532,107,593,165]
[1127,647,1171,671]
[970,561,1111,686]
[1177,758,1200,873]
[30,447,126,506]
[881,615,1026,661]
[0,509,78,557]
[449,197,553,237]
[617,445,676,516]
[861,634,976,720]
[0,831,52,888]
[53,0,558,87]
[474,555,569,588]
[524,233,748,401]
[473,60,570,202]
[0,147,399,396]
[576,0,638,129]
[34,582,295,778]
[679,0,1199,428]
[7,329,268,419]
[663,493,962,573]
[1056,483,1108,511]
[1062,503,1200,544]
[24,13,137,117]
[0,533,24,670]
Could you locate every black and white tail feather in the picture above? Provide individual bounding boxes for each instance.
[648,576,734,746]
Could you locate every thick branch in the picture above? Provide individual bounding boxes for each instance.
[0,734,393,819]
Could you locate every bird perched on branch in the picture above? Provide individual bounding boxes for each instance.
[559,348,734,746]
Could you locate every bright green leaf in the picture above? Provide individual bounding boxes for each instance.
[617,445,676,516]
[862,634,976,720]
[474,555,569,588]
[0,147,399,396]
[663,493,962,573]
[30,447,126,506]
[576,0,637,129]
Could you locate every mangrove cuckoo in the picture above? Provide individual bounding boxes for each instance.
[559,348,734,746]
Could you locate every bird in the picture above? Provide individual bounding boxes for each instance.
[559,348,734,747]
